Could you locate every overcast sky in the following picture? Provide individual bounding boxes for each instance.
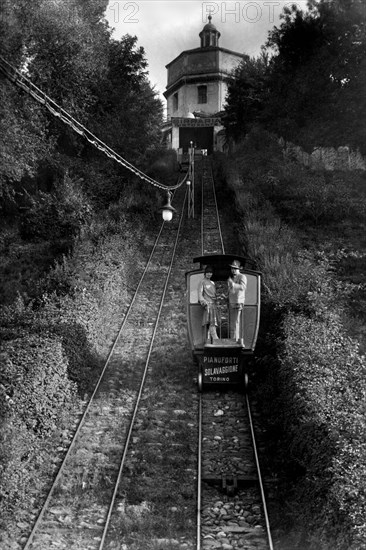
[105,1,308,105]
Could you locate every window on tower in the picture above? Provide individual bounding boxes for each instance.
[198,85,207,104]
[173,92,178,111]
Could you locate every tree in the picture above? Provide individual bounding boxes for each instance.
[89,35,163,164]
[0,79,51,205]
[265,0,366,151]
[224,0,366,153]
[0,0,110,207]
[0,0,164,213]
[224,51,269,142]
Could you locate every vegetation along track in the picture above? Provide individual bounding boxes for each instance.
[22,181,188,550]
[197,159,274,550]
[18,157,273,550]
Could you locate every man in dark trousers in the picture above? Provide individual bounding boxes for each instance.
[227,259,247,344]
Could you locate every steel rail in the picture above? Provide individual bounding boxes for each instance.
[245,390,274,550]
[197,157,226,550]
[200,159,225,256]
[99,186,188,549]
[23,189,182,550]
[201,165,204,257]
[196,393,203,550]
[207,160,225,255]
[196,157,274,550]
[198,160,203,550]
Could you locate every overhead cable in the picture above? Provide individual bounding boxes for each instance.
[0,54,187,191]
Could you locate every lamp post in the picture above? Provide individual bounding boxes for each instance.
[187,141,195,218]
[160,190,176,221]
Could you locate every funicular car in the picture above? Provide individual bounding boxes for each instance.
[186,255,261,391]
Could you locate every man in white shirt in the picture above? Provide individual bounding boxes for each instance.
[227,259,247,344]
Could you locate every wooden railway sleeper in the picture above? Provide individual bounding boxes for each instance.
[202,473,259,496]
[222,473,237,496]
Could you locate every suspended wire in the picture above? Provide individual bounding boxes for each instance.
[0,54,187,191]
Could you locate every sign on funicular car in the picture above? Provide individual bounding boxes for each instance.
[200,345,244,386]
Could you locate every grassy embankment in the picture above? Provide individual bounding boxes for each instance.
[0,150,180,545]
[213,130,366,550]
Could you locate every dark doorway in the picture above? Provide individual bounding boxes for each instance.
[179,127,214,154]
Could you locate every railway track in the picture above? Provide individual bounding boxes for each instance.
[201,160,224,256]
[22,182,188,550]
[196,158,274,550]
[16,155,274,550]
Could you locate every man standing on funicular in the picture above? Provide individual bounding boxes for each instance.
[228,259,247,344]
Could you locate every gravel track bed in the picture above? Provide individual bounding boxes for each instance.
[198,158,271,550]
[21,183,189,550]
[101,182,205,549]
[15,158,273,550]
[201,392,268,550]
[201,163,223,255]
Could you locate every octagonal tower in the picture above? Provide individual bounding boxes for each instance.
[163,16,245,153]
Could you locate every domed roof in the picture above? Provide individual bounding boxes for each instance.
[202,14,217,31]
[199,14,221,44]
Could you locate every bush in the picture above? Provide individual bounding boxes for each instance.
[224,167,340,314]
[0,335,77,436]
[0,161,157,537]
[270,170,361,227]
[279,312,366,548]
[229,128,366,234]
[0,417,39,518]
[20,172,92,243]
[219,137,366,548]
[144,148,179,184]
[0,335,78,517]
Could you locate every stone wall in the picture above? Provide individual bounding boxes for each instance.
[282,140,366,171]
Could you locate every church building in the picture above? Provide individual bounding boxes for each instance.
[163,16,245,154]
